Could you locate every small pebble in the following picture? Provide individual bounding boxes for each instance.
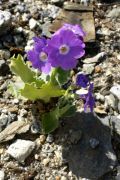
[43,158,50,166]
[34,154,39,160]
[61,176,67,180]
[29,18,37,29]
[89,138,99,149]
[56,176,61,180]
[46,134,54,143]
[39,135,46,144]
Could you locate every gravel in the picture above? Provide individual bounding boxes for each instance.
[0,0,119,179]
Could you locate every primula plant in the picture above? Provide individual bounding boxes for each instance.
[9,23,95,134]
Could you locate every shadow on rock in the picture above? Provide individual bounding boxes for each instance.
[55,112,117,180]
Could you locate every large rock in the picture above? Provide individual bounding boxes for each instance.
[49,2,95,42]
[56,112,117,179]
[0,10,12,36]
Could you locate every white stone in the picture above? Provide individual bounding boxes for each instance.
[95,93,105,102]
[76,89,88,96]
[29,18,37,30]
[22,13,29,22]
[107,7,120,19]
[0,170,5,180]
[7,139,35,162]
[117,54,120,61]
[43,158,50,166]
[83,52,106,64]
[0,10,11,35]
[105,94,118,110]
[61,176,67,180]
[110,85,120,101]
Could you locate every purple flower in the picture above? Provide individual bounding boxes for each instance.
[54,23,86,40]
[81,83,95,112]
[76,73,89,88]
[27,37,51,74]
[46,29,85,70]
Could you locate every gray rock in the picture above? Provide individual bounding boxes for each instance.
[95,93,105,102]
[110,116,120,136]
[0,170,5,180]
[46,134,54,143]
[16,5,25,13]
[19,109,28,117]
[0,50,10,60]
[106,7,120,19]
[42,21,51,37]
[0,10,11,36]
[110,85,120,101]
[31,121,41,134]
[83,52,106,64]
[42,21,52,37]
[0,60,9,76]
[0,114,8,132]
[105,94,118,110]
[0,80,10,91]
[83,63,95,74]
[46,4,60,19]
[22,13,29,22]
[7,139,35,162]
[0,114,17,132]
[56,112,117,179]
[7,113,17,124]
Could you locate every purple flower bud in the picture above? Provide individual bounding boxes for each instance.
[76,73,89,88]
[81,83,95,112]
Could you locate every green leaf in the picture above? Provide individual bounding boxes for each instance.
[10,54,44,87]
[58,97,76,117]
[60,105,76,117]
[41,107,60,134]
[41,103,76,134]
[20,83,65,102]
[50,68,70,86]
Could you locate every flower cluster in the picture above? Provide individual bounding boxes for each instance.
[9,23,95,133]
[27,23,85,73]
[27,23,95,113]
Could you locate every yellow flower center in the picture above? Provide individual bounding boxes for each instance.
[59,45,69,55]
[39,52,48,62]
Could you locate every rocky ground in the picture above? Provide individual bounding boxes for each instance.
[0,0,120,179]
